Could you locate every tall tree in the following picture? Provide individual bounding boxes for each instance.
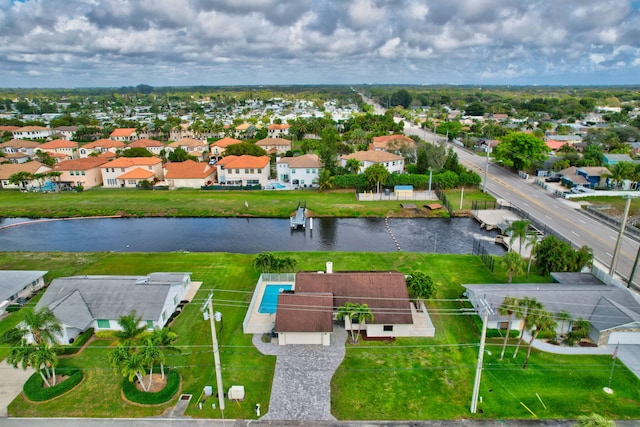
[505,220,531,255]
[115,311,147,344]
[494,132,550,171]
[501,251,524,284]
[345,158,363,174]
[364,163,389,193]
[498,296,519,360]
[151,328,180,380]
[406,272,436,301]
[513,297,543,359]
[522,307,556,369]
[2,307,62,345]
[108,343,150,392]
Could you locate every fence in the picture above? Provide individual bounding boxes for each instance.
[471,200,498,211]
[201,184,262,191]
[583,205,640,240]
[472,239,495,272]
[433,186,453,215]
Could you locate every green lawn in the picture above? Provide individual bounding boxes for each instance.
[0,188,447,218]
[442,188,497,212]
[1,251,638,420]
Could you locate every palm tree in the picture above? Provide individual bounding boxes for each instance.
[252,252,276,273]
[31,343,59,387]
[498,296,518,360]
[504,220,530,255]
[501,251,524,284]
[337,302,374,344]
[2,307,63,345]
[108,343,150,392]
[47,170,63,191]
[6,340,34,371]
[345,158,363,174]
[8,171,32,191]
[115,311,147,344]
[512,297,542,359]
[151,328,180,380]
[140,337,165,390]
[317,169,335,192]
[349,128,368,146]
[522,308,556,369]
[525,233,539,277]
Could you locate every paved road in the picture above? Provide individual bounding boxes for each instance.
[402,121,640,290]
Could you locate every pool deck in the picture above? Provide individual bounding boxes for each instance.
[243,276,295,334]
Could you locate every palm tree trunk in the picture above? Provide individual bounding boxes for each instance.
[52,366,57,386]
[147,363,154,390]
[499,314,512,360]
[39,370,51,388]
[513,325,525,358]
[522,330,541,369]
[160,363,165,380]
[136,372,149,392]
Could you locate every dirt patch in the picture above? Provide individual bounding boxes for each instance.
[43,375,69,388]
[135,373,167,392]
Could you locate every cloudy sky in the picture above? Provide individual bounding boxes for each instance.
[1,0,640,88]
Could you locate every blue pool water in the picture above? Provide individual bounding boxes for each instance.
[258,284,293,314]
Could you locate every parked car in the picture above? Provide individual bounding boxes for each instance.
[545,176,561,183]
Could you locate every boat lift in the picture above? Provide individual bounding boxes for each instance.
[290,201,306,230]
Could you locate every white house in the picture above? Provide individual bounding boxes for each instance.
[0,139,40,163]
[256,137,291,155]
[276,154,321,188]
[12,126,53,140]
[340,150,405,174]
[0,270,47,315]
[216,155,270,187]
[35,272,192,344]
[54,157,109,189]
[79,139,126,158]
[163,159,216,188]
[100,157,163,188]
[210,137,242,161]
[126,138,165,156]
[36,139,79,161]
[266,123,290,138]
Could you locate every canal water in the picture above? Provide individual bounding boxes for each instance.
[0,217,505,254]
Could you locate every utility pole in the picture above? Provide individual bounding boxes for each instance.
[470,308,489,413]
[483,145,491,193]
[202,293,225,413]
[610,196,631,276]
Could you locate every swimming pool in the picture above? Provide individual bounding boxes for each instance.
[258,284,293,314]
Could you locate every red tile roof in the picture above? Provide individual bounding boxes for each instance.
[83,139,126,149]
[0,161,48,179]
[128,138,164,148]
[211,137,242,148]
[0,139,40,148]
[38,140,78,149]
[267,123,291,130]
[0,126,20,132]
[278,154,321,168]
[118,167,155,180]
[256,137,290,147]
[341,150,404,163]
[164,160,215,179]
[110,128,137,137]
[217,155,270,169]
[101,157,161,168]
[55,157,109,171]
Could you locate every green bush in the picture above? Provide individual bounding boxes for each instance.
[122,368,180,405]
[23,367,83,402]
[55,328,94,356]
[333,174,366,189]
[6,304,21,313]
[486,328,520,339]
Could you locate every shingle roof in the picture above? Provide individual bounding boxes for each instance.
[35,273,191,328]
[294,271,413,325]
[164,160,215,179]
[0,270,47,302]
[274,292,334,333]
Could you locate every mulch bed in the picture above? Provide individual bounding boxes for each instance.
[360,331,395,342]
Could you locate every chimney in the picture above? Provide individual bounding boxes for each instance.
[326,261,333,274]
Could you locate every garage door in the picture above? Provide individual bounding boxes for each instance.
[608,332,640,345]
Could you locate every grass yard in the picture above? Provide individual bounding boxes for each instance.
[1,251,638,420]
[442,188,497,212]
[0,188,448,219]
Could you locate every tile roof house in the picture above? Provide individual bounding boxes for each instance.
[370,135,416,153]
[0,161,51,190]
[54,157,109,189]
[210,137,242,160]
[266,123,291,137]
[100,157,163,188]
[270,267,434,346]
[463,272,640,346]
[559,166,611,188]
[0,139,40,163]
[276,154,321,188]
[126,138,165,156]
[340,150,405,174]
[52,126,79,141]
[79,139,126,158]
[12,126,53,140]
[216,155,270,187]
[256,137,291,155]
[163,159,216,188]
[35,272,192,344]
[36,139,79,161]
[0,270,48,315]
[109,128,139,142]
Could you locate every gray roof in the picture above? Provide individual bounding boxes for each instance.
[35,273,190,327]
[463,283,640,330]
[0,270,47,301]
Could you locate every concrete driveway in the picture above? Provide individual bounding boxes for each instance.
[616,345,640,380]
[0,360,33,417]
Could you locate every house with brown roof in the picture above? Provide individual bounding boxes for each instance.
[370,135,416,153]
[79,139,126,158]
[340,150,405,174]
[109,128,139,142]
[169,123,194,141]
[266,123,291,137]
[0,125,20,134]
[210,137,242,161]
[256,137,291,155]
[163,160,216,188]
[216,155,270,187]
[276,154,321,188]
[54,157,109,189]
[0,161,51,190]
[0,139,40,163]
[12,126,53,140]
[167,138,209,161]
[245,264,435,346]
[36,140,78,161]
[100,157,163,188]
[126,138,165,156]
[52,126,78,141]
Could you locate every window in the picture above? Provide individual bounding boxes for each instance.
[128,180,136,185]
[235,169,240,174]
[245,169,250,174]
[383,325,393,332]
[173,295,178,305]
[162,311,167,321]
[70,171,75,176]
[147,320,154,329]
[81,171,85,176]
[148,166,152,170]
[306,169,310,173]
[97,319,110,329]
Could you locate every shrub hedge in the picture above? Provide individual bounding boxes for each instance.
[122,368,180,405]
[55,328,94,356]
[23,367,83,402]
[472,315,520,338]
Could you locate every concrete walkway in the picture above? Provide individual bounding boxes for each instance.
[524,331,640,380]
[252,327,347,421]
[0,360,34,417]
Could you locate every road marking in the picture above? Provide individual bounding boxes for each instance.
[577,218,586,224]
[545,215,552,220]
[609,235,617,240]
[606,252,613,257]
[571,231,580,237]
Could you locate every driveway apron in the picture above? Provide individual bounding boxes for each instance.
[253,326,347,421]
